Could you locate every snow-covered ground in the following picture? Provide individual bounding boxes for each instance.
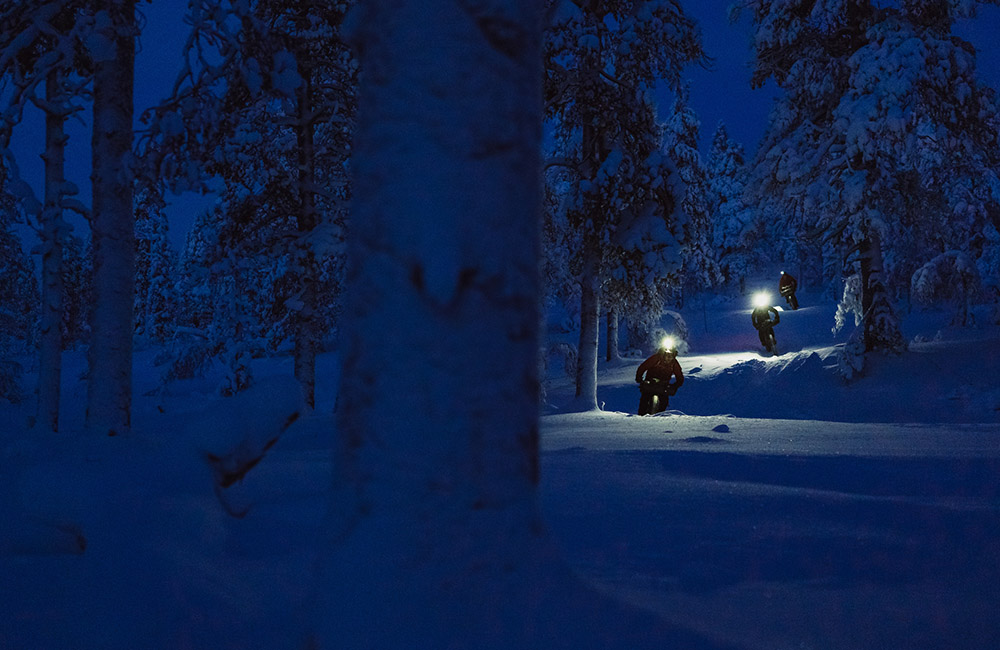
[1,290,998,648]
[541,291,1000,649]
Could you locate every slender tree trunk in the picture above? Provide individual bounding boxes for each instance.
[35,72,68,432]
[86,0,135,436]
[606,304,619,362]
[575,241,600,409]
[573,89,602,410]
[859,237,875,327]
[295,72,317,408]
[859,230,905,354]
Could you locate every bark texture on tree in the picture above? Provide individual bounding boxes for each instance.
[86,0,136,436]
[606,304,620,362]
[313,4,732,648]
[36,72,68,432]
[294,71,318,409]
[859,230,905,355]
[575,241,600,409]
[315,1,546,640]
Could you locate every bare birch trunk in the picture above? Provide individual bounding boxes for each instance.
[294,72,317,409]
[86,0,135,436]
[36,72,68,432]
[575,241,600,409]
[606,304,619,362]
[573,112,602,410]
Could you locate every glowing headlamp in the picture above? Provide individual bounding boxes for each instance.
[752,292,771,309]
[660,335,676,351]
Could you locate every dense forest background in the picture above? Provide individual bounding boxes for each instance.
[2,0,999,430]
[3,2,1000,647]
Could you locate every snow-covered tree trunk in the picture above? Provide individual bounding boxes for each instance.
[575,240,600,409]
[86,0,136,436]
[606,304,620,362]
[314,6,726,646]
[573,98,602,410]
[35,72,68,432]
[859,230,905,355]
[294,71,317,409]
[313,1,550,645]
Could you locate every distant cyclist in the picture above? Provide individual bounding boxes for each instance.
[779,271,799,310]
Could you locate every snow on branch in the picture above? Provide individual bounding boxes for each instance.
[911,250,982,326]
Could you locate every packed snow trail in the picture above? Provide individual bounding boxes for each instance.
[539,293,1000,648]
[539,411,1000,650]
[546,293,1000,423]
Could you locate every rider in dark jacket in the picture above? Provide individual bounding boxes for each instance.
[751,296,780,351]
[779,271,799,310]
[635,340,684,415]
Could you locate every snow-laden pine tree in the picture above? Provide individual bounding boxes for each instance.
[0,187,38,404]
[545,97,686,365]
[600,125,686,361]
[911,250,983,326]
[738,0,1000,377]
[706,121,760,293]
[544,0,703,410]
[133,184,177,344]
[0,0,90,431]
[155,206,221,385]
[663,84,722,296]
[160,203,259,394]
[142,0,356,407]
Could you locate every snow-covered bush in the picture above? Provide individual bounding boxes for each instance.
[156,328,219,383]
[633,310,690,355]
[156,325,254,398]
[661,309,691,353]
[911,251,982,326]
[833,274,863,336]
[838,328,867,381]
[545,342,578,380]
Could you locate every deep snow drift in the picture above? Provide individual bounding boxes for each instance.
[1,290,998,649]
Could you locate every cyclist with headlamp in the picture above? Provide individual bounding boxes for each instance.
[635,336,684,415]
[751,292,780,354]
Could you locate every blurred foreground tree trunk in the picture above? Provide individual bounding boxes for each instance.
[313,1,546,645]
[86,0,136,435]
[311,2,732,648]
